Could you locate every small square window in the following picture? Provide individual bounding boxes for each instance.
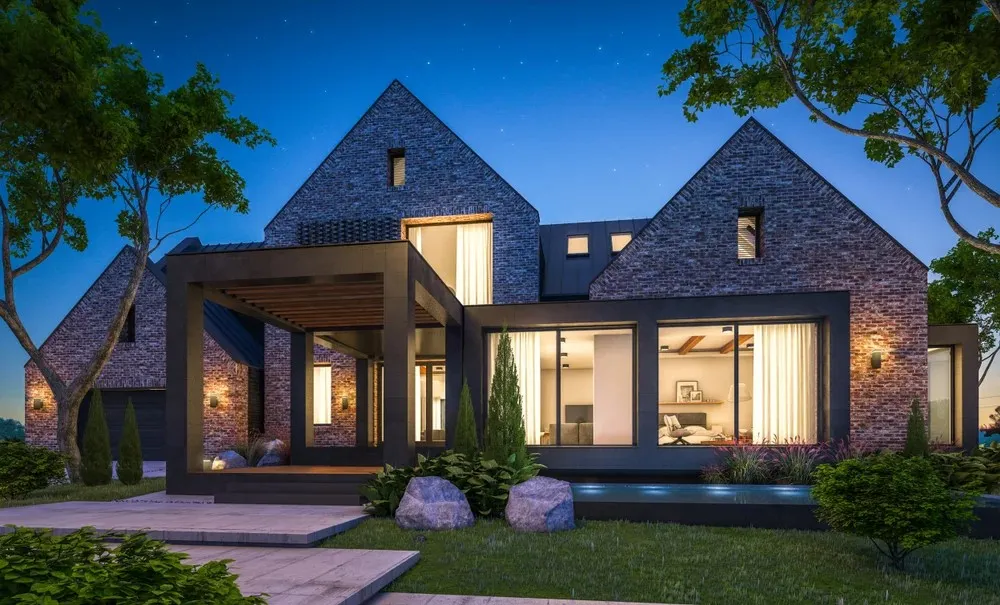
[388,148,405,187]
[610,232,632,253]
[118,304,136,343]
[737,209,763,259]
[567,235,589,256]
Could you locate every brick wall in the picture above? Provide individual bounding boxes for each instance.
[23,247,249,457]
[591,119,928,449]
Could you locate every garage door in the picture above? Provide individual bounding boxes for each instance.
[78,389,166,460]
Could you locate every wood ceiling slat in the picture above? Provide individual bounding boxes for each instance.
[719,334,753,354]
[677,336,705,355]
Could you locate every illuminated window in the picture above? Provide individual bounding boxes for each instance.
[737,209,762,259]
[567,235,589,256]
[313,365,332,425]
[610,232,632,253]
[388,148,405,187]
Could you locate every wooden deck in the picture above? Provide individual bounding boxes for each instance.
[207,465,382,475]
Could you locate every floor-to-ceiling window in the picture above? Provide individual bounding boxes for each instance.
[658,322,820,446]
[406,221,493,304]
[487,327,634,446]
[928,346,954,444]
[377,361,446,445]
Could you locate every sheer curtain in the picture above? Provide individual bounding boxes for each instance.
[751,323,818,443]
[408,226,423,254]
[489,332,541,445]
[456,222,492,305]
[313,365,332,425]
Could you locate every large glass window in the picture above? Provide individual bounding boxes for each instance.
[488,328,634,446]
[928,347,954,444]
[658,322,819,446]
[407,221,492,304]
[313,364,332,425]
[415,362,446,444]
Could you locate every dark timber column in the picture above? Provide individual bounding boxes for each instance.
[165,275,204,492]
[289,331,314,463]
[383,254,416,466]
[444,322,463,447]
[636,315,659,452]
[355,358,372,447]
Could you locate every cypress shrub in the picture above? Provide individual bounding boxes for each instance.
[483,328,527,467]
[80,390,112,486]
[903,398,930,457]
[117,398,144,485]
[453,379,479,457]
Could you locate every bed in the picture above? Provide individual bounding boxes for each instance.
[657,412,724,445]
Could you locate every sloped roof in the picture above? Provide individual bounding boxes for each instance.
[541,218,649,299]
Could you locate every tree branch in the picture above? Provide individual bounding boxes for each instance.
[984,0,1000,24]
[982,346,999,386]
[150,204,215,255]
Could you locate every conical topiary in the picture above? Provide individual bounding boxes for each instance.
[453,379,479,458]
[80,389,112,486]
[117,398,144,485]
[903,398,930,457]
[484,327,527,468]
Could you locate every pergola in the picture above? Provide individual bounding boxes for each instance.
[164,241,463,491]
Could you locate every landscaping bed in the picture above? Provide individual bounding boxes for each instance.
[323,518,1000,605]
[0,478,165,508]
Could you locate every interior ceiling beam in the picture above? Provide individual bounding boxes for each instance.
[677,335,705,355]
[720,334,753,354]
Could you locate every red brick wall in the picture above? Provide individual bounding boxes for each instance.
[23,247,248,457]
[591,119,928,449]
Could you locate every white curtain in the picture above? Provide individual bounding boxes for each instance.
[489,332,541,445]
[313,365,332,425]
[414,367,423,442]
[456,222,492,305]
[751,323,818,443]
[408,225,423,254]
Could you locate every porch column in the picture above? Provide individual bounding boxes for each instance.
[355,358,372,447]
[289,331,314,462]
[165,276,204,492]
[383,254,416,466]
[636,315,659,452]
[444,323,463,448]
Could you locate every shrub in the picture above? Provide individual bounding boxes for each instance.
[453,379,479,458]
[80,389,112,486]
[930,451,1000,494]
[772,443,824,484]
[484,327,528,468]
[812,453,978,569]
[702,444,773,484]
[902,398,930,457]
[0,440,65,499]
[228,430,270,467]
[0,527,265,603]
[116,398,144,485]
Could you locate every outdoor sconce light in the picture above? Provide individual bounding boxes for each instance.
[871,350,883,370]
[341,396,349,410]
[32,398,44,411]
[209,395,219,408]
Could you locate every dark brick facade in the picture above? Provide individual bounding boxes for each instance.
[591,119,928,448]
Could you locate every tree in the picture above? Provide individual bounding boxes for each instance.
[928,228,1000,384]
[660,0,1000,253]
[0,0,275,480]
[116,398,143,485]
[903,398,930,456]
[484,328,527,467]
[453,379,479,458]
[0,418,25,441]
[79,390,111,486]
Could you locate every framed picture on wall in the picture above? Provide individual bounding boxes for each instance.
[689,390,704,402]
[676,381,698,402]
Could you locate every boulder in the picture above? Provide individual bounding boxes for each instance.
[256,453,285,467]
[395,476,475,530]
[505,476,575,532]
[212,450,247,470]
[263,439,286,455]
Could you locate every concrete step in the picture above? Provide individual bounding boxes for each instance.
[214,490,364,506]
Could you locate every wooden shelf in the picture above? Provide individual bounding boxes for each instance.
[659,401,725,405]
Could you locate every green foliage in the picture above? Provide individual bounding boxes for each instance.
[813,453,978,569]
[0,527,265,603]
[0,418,25,441]
[484,328,528,468]
[453,379,479,458]
[903,399,930,457]
[771,444,824,484]
[228,430,269,467]
[702,441,876,485]
[80,390,112,486]
[0,440,65,500]
[116,398,143,485]
[361,450,543,518]
[930,451,1000,494]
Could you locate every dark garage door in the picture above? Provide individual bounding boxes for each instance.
[78,389,166,460]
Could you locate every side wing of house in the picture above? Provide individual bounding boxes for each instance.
[591,118,928,447]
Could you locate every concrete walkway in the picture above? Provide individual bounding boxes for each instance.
[0,500,367,546]
[171,545,419,605]
[371,594,677,605]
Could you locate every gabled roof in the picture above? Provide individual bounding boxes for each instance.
[541,218,649,299]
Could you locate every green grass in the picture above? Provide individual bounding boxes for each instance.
[1,478,165,508]
[324,518,1000,605]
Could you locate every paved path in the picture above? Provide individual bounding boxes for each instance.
[171,545,419,605]
[0,501,367,546]
[371,594,677,605]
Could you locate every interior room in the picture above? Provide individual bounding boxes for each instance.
[406,220,493,305]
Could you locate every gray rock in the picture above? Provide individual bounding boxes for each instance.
[212,450,247,470]
[263,439,286,455]
[395,476,474,531]
[256,453,285,467]
[505,476,575,532]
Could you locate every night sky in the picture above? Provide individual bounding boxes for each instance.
[2,0,998,421]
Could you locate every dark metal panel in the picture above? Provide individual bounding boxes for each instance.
[539,218,649,299]
[355,359,372,448]
[78,389,166,460]
[289,331,315,461]
[165,276,204,492]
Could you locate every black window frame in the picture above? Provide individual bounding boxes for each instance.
[737,207,764,259]
[388,148,406,187]
[566,234,590,258]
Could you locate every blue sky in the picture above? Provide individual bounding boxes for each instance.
[1,0,998,421]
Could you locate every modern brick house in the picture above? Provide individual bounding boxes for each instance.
[26,81,978,498]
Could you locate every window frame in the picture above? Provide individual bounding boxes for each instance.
[566,234,590,257]
[609,232,632,254]
[388,148,406,187]
[737,207,764,259]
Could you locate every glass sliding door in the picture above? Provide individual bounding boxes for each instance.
[928,347,954,444]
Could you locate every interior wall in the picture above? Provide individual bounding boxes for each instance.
[593,333,633,444]
[658,353,753,433]
[414,224,458,291]
[540,368,593,430]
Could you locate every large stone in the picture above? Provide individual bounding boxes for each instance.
[212,450,247,470]
[256,453,284,467]
[263,439,286,455]
[505,476,575,532]
[395,476,474,531]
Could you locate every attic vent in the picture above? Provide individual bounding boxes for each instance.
[737,208,763,259]
[389,148,405,187]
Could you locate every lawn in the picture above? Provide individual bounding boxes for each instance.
[324,518,1000,605]
[0,478,165,508]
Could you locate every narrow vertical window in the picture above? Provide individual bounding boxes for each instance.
[388,148,405,187]
[118,304,136,343]
[737,209,763,259]
[313,364,332,425]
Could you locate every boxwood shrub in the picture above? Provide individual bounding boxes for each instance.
[0,440,65,500]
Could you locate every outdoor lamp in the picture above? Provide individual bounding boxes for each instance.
[341,396,350,410]
[871,350,883,369]
[32,398,44,411]
[209,395,219,408]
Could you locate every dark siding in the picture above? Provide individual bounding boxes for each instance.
[248,367,265,436]
[540,219,648,299]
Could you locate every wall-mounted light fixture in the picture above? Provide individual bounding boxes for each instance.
[32,398,44,411]
[870,350,883,369]
[341,396,350,410]
[659,345,670,352]
[209,395,219,408]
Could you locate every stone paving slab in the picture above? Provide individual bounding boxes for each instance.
[120,490,215,504]
[0,501,367,546]
[371,594,680,605]
[170,545,419,605]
